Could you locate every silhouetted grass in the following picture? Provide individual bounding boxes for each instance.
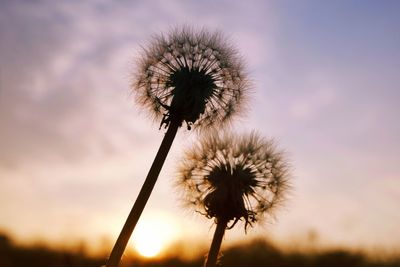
[1,233,399,267]
[0,233,105,267]
[220,240,400,267]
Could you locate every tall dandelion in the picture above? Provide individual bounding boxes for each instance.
[106,27,249,267]
[177,132,290,267]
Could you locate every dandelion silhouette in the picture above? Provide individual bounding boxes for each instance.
[135,27,248,130]
[106,27,249,267]
[177,131,290,267]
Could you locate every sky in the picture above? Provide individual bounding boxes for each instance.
[0,0,399,256]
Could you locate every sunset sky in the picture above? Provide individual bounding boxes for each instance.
[0,0,399,256]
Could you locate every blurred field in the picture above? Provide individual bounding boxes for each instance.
[1,232,399,267]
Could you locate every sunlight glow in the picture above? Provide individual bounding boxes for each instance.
[132,212,178,258]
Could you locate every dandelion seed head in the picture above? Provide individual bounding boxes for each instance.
[134,26,249,130]
[176,131,290,231]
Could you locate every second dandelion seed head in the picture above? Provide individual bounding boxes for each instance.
[177,132,290,231]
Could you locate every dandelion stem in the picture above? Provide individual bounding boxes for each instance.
[106,121,180,267]
[204,219,227,267]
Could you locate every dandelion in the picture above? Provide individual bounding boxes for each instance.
[177,131,290,267]
[106,27,249,267]
[135,26,248,131]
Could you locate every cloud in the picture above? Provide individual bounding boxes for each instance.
[0,1,154,169]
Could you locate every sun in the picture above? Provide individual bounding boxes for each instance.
[133,221,164,257]
[132,212,178,258]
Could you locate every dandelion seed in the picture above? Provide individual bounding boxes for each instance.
[176,131,290,267]
[135,26,249,130]
[106,26,248,267]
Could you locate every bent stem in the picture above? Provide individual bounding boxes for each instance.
[106,121,180,267]
[204,219,228,267]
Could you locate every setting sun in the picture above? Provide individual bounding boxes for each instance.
[132,213,178,258]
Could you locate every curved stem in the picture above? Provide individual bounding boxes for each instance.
[204,220,228,267]
[106,121,180,267]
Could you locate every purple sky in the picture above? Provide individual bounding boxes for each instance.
[0,0,399,253]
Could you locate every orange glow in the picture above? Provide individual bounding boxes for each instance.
[132,212,179,258]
